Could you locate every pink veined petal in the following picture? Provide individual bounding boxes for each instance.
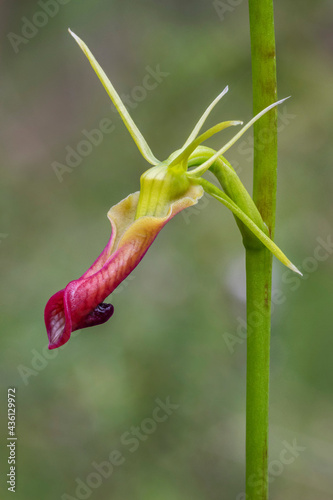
[45,186,203,349]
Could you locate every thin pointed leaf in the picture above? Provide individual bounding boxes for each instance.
[69,29,160,165]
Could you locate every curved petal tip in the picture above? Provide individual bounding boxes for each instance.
[45,288,115,350]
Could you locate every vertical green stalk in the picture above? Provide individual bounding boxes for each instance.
[246,1,277,499]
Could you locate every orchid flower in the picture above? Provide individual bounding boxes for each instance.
[44,30,301,350]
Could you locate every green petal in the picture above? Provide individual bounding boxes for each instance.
[196,177,302,275]
[69,29,160,165]
[169,120,242,169]
[188,97,290,178]
[181,86,229,149]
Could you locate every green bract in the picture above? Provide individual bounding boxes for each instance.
[69,29,301,275]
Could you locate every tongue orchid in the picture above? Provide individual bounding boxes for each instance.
[44,31,300,350]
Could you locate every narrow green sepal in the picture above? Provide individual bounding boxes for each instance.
[68,29,159,166]
[187,97,290,178]
[195,177,302,275]
[169,121,242,171]
[181,86,229,149]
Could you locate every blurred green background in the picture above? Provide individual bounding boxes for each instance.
[1,0,332,499]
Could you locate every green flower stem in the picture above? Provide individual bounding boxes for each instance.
[247,1,278,498]
[245,247,271,500]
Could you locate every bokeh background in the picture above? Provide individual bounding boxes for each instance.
[1,1,332,499]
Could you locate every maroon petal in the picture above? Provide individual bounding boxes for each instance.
[75,302,114,330]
